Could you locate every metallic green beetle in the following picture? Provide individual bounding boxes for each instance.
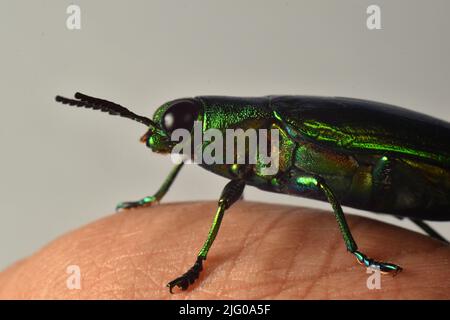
[55,92,450,293]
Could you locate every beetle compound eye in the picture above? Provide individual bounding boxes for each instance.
[162,100,199,133]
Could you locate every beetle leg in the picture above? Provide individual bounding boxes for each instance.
[409,218,449,243]
[167,179,245,293]
[294,175,403,275]
[116,162,184,211]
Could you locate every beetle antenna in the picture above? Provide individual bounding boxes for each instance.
[55,92,158,127]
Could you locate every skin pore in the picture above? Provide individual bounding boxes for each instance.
[0,201,449,299]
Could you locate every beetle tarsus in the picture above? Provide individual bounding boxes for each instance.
[116,197,157,211]
[167,257,204,293]
[116,202,135,211]
[354,250,402,276]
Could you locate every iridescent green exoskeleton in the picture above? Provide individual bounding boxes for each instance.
[55,93,450,293]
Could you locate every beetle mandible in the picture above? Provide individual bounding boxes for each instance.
[55,92,450,293]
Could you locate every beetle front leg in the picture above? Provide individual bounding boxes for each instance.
[293,175,402,275]
[116,162,184,210]
[167,179,245,293]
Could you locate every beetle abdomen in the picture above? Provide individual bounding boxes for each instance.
[317,152,450,221]
[369,157,450,221]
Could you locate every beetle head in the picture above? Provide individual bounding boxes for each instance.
[140,98,202,153]
[55,92,202,154]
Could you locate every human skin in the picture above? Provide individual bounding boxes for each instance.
[0,201,449,299]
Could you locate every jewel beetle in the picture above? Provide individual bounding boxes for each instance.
[55,92,450,293]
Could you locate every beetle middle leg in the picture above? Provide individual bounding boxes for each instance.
[116,162,184,210]
[281,171,402,275]
[167,179,245,293]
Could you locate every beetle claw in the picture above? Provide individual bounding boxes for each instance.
[116,197,157,211]
[353,250,402,276]
[167,257,204,293]
[116,201,141,211]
